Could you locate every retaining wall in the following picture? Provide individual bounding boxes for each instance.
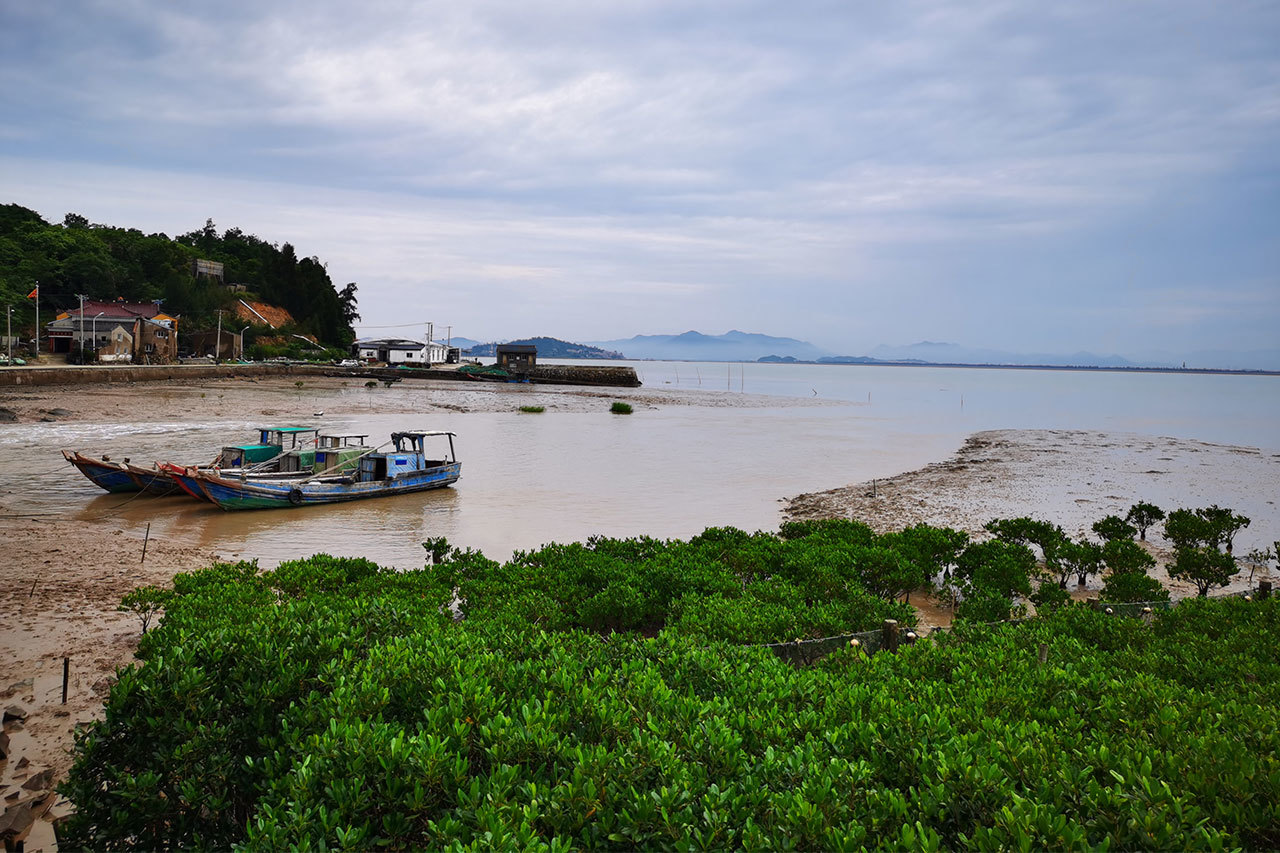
[0,364,308,387]
[0,362,643,389]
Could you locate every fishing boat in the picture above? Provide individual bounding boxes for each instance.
[193,431,460,510]
[60,451,138,493]
[161,433,372,502]
[62,425,320,495]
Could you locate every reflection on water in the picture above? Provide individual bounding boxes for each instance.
[3,363,1276,568]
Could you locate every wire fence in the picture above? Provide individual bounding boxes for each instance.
[755,583,1272,667]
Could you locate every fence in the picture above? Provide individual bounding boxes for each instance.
[759,580,1273,667]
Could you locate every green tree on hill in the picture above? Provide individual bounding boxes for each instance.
[0,205,358,349]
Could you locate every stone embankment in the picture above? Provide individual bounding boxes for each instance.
[0,362,642,389]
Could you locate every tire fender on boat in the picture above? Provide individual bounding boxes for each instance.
[288,487,304,506]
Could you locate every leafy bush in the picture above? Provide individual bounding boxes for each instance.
[62,570,1280,850]
[1092,514,1137,542]
[1125,501,1166,540]
[518,405,545,413]
[441,527,913,642]
[1100,570,1171,603]
[609,401,632,414]
[1029,581,1071,611]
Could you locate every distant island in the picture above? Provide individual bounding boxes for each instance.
[464,336,623,359]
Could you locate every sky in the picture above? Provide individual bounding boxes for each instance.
[2,0,1278,366]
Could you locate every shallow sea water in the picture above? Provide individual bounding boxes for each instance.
[2,362,1276,568]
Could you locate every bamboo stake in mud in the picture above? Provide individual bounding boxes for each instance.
[62,657,69,704]
[141,522,151,564]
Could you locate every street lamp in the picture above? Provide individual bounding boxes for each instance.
[239,325,251,360]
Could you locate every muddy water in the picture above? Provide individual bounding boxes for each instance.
[2,405,959,568]
[3,363,1276,569]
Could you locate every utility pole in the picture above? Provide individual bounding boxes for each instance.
[77,294,87,356]
[215,310,223,363]
[33,282,39,359]
[6,304,11,363]
[446,325,452,347]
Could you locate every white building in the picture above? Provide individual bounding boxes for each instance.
[353,338,452,365]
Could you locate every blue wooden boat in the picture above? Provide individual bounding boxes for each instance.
[193,431,460,510]
[63,425,319,496]
[61,451,139,493]
[161,433,371,503]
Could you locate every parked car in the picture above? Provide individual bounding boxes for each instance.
[337,359,359,367]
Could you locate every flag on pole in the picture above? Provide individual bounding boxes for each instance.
[27,286,38,299]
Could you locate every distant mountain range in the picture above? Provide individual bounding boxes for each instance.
[587,330,826,362]
[454,330,1279,371]
[866,341,1143,368]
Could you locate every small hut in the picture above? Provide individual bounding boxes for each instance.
[496,344,536,371]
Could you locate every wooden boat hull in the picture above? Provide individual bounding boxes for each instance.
[62,450,141,493]
[195,462,461,511]
[123,462,184,497]
[156,463,215,502]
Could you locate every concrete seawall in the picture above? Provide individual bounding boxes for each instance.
[0,362,642,388]
[0,363,310,387]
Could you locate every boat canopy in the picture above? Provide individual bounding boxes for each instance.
[390,430,457,459]
[318,433,369,448]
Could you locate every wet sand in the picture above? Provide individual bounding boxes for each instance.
[786,429,1278,607]
[1,379,1276,846]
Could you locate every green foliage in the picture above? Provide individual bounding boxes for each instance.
[1164,508,1210,550]
[1100,570,1171,603]
[0,205,356,347]
[64,572,1280,850]
[1092,514,1137,542]
[1125,501,1166,540]
[1059,538,1104,587]
[609,401,633,414]
[435,527,913,642]
[518,405,546,413]
[1168,546,1241,597]
[1102,538,1157,575]
[954,539,1035,601]
[954,589,1016,623]
[118,585,172,634]
[1195,505,1251,553]
[422,536,451,566]
[1030,581,1071,611]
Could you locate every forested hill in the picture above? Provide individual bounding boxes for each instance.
[0,204,358,346]
[465,337,624,359]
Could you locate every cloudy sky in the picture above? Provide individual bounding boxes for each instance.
[2,0,1277,364]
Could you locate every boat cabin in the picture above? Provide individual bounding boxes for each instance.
[312,434,370,476]
[357,431,456,482]
[219,426,320,469]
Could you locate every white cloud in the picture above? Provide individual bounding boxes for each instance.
[1,0,1277,357]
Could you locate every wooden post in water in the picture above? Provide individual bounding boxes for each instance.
[881,619,899,653]
[140,522,151,564]
[1258,580,1272,599]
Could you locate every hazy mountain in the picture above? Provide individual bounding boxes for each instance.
[589,330,828,361]
[868,341,1147,368]
[464,337,624,359]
